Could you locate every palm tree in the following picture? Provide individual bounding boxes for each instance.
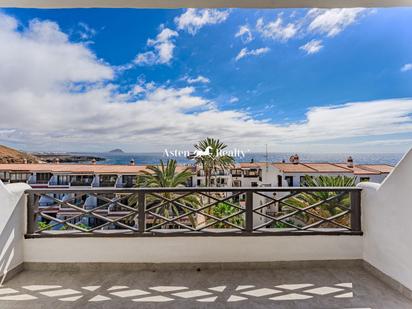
[129,159,200,228]
[284,175,356,228]
[194,138,235,187]
[211,202,244,228]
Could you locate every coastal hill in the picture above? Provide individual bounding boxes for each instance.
[109,149,125,154]
[0,145,40,164]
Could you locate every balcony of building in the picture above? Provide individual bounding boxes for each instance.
[69,175,94,187]
[0,148,412,308]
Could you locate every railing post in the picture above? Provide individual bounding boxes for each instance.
[138,192,146,233]
[350,190,361,232]
[245,191,254,232]
[26,192,36,235]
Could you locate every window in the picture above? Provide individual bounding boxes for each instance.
[71,175,93,185]
[360,177,370,182]
[251,182,258,187]
[123,175,136,187]
[231,169,242,177]
[99,175,117,186]
[285,176,293,187]
[277,175,282,187]
[244,169,259,177]
[37,173,52,183]
[0,171,9,181]
[197,179,201,186]
[57,175,70,185]
[10,172,31,183]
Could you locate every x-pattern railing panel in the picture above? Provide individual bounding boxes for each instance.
[25,187,362,237]
[144,190,246,232]
[31,191,140,234]
[252,190,352,231]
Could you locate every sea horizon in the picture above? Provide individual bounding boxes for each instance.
[65,151,404,166]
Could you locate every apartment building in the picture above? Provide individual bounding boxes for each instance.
[0,157,393,228]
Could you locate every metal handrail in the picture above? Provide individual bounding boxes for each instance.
[25,187,362,237]
[25,187,362,194]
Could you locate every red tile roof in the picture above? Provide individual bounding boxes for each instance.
[271,163,318,173]
[0,162,394,176]
[0,163,191,174]
[273,162,393,175]
[240,162,269,168]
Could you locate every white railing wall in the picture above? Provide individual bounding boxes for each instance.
[359,148,412,291]
[0,181,29,284]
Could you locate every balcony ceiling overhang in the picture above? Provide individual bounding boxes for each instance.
[1,0,412,8]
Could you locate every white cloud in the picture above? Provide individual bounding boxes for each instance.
[1,12,412,152]
[235,47,270,61]
[250,9,370,54]
[0,13,113,94]
[134,27,178,65]
[307,8,367,37]
[229,97,239,103]
[256,16,298,42]
[175,9,229,35]
[401,63,412,72]
[300,39,323,54]
[77,22,96,40]
[235,25,253,43]
[186,75,210,84]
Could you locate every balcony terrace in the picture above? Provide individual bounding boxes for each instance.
[0,149,411,308]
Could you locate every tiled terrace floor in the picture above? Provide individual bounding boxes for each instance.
[1,264,412,308]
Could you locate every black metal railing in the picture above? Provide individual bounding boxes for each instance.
[25,187,362,237]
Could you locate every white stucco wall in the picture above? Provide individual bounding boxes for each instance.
[359,148,412,291]
[0,181,30,283]
[24,235,362,263]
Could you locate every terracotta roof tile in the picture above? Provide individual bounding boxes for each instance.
[303,163,352,173]
[274,162,394,174]
[0,163,193,174]
[240,162,268,168]
[271,163,318,173]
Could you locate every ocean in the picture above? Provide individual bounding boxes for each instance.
[71,152,404,166]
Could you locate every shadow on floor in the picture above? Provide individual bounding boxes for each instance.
[1,265,411,308]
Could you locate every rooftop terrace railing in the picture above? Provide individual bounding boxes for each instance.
[25,187,362,238]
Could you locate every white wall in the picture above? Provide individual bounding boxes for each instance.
[24,236,362,263]
[359,148,412,291]
[0,181,30,284]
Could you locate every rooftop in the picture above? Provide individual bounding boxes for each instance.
[272,162,393,175]
[0,162,394,175]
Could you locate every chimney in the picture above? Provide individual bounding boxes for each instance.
[130,159,136,166]
[23,158,28,164]
[290,154,299,164]
[91,158,96,165]
[347,156,354,168]
[54,158,60,164]
[250,158,254,163]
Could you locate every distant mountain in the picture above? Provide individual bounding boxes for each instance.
[0,145,40,164]
[108,148,125,154]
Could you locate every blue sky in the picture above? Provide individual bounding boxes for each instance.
[0,8,412,153]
